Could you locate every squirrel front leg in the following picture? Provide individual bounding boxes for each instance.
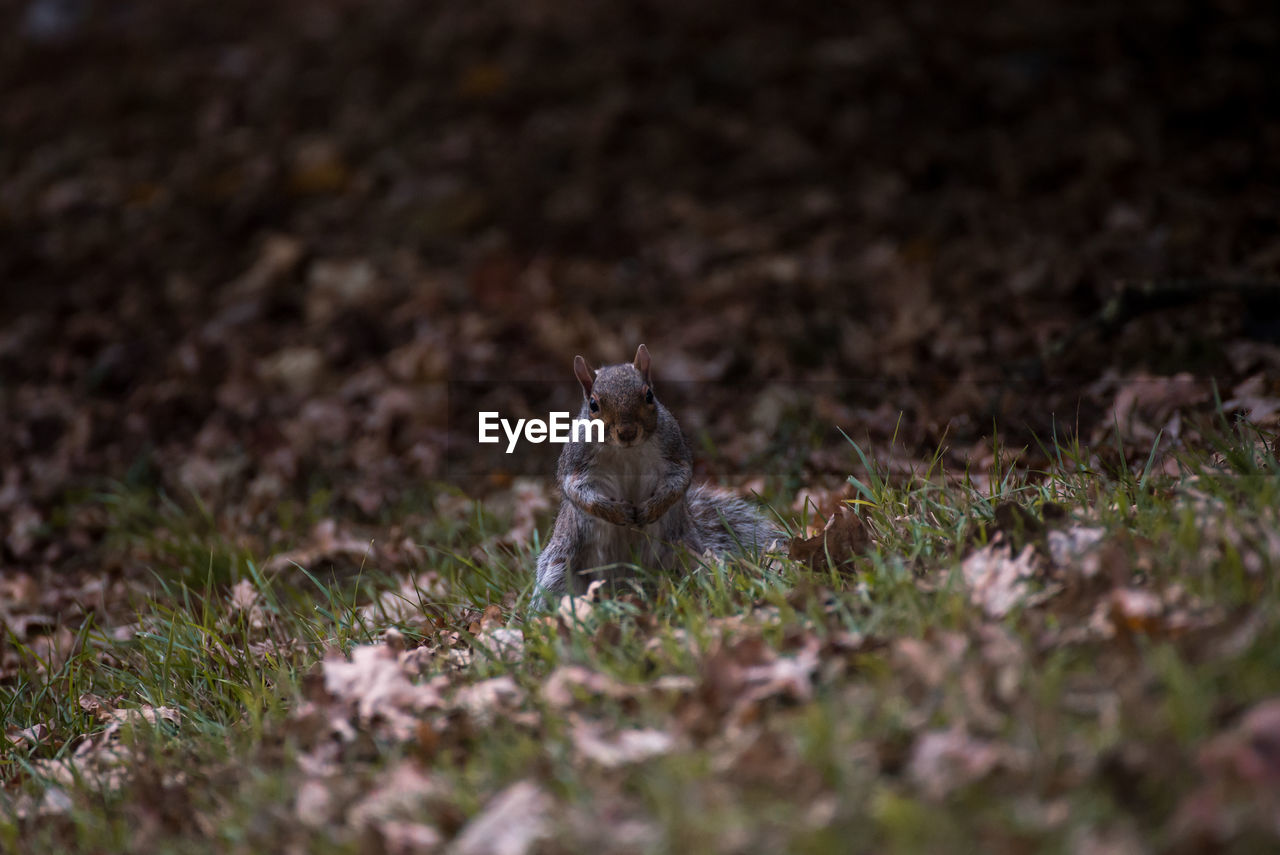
[562,473,635,526]
[636,456,692,525]
[533,509,582,608]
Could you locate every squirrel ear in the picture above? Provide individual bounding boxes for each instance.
[633,344,651,385]
[573,355,594,396]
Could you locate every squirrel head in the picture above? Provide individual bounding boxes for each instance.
[573,344,659,448]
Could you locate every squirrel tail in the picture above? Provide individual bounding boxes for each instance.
[687,484,785,559]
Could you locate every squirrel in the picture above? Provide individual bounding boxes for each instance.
[533,344,783,607]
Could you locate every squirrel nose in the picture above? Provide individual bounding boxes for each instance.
[616,424,639,443]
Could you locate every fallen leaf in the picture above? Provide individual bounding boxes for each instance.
[5,721,49,747]
[295,778,335,828]
[505,479,551,544]
[558,579,607,622]
[361,573,449,624]
[10,786,73,820]
[321,643,446,741]
[961,544,1048,618]
[1174,697,1280,843]
[473,627,524,664]
[1105,372,1206,442]
[267,519,373,573]
[788,504,869,572]
[452,676,524,726]
[289,139,350,195]
[542,665,631,709]
[1221,372,1280,426]
[893,632,968,690]
[449,781,552,855]
[457,63,508,99]
[227,578,268,629]
[259,346,326,395]
[1108,588,1164,634]
[1047,525,1106,577]
[570,718,676,768]
[348,762,445,843]
[906,727,1029,801]
[992,501,1045,553]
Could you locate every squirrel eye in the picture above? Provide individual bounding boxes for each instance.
[644,388,654,404]
[589,397,599,413]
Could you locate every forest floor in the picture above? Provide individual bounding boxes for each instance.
[3,0,1280,852]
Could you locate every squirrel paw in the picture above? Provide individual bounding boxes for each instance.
[633,500,660,527]
[595,499,636,527]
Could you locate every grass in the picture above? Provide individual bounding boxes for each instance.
[3,418,1279,853]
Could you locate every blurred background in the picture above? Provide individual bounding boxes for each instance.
[1,0,1278,572]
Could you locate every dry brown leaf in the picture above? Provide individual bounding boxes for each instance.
[790,485,851,520]
[470,604,504,634]
[506,479,551,544]
[0,611,57,641]
[570,718,676,768]
[788,504,869,572]
[992,501,1046,553]
[227,578,268,629]
[1107,588,1164,634]
[267,519,372,573]
[1221,372,1280,426]
[1103,371,1206,443]
[541,665,695,712]
[13,699,182,820]
[976,624,1026,705]
[1047,525,1106,577]
[100,705,180,729]
[228,578,259,611]
[451,676,524,726]
[561,800,661,854]
[961,544,1051,618]
[1071,826,1145,855]
[449,781,552,855]
[0,572,39,609]
[907,727,1029,800]
[4,505,43,558]
[259,346,326,395]
[361,573,449,625]
[680,633,823,739]
[1198,698,1280,786]
[738,643,820,706]
[348,762,445,849]
[1175,697,1280,843]
[893,632,968,690]
[24,626,78,673]
[378,822,447,855]
[307,257,377,321]
[295,778,336,829]
[9,786,74,820]
[321,643,446,742]
[5,721,49,747]
[557,579,607,622]
[542,665,632,709]
[78,692,107,718]
[710,726,814,792]
[473,627,524,664]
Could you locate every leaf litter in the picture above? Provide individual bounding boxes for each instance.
[2,0,1279,850]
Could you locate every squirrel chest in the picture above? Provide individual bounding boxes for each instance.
[582,441,680,570]
[588,441,666,504]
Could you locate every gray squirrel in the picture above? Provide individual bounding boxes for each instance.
[532,344,783,607]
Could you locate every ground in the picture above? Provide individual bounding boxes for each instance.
[2,0,1280,852]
